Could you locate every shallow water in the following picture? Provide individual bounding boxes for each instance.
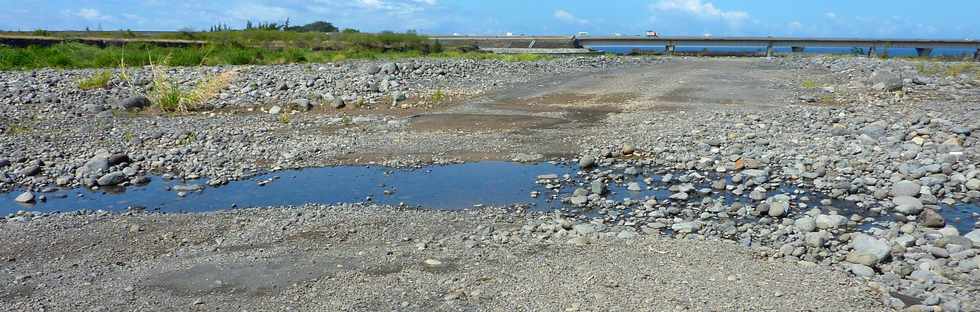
[0,162,574,214]
[2,161,976,233]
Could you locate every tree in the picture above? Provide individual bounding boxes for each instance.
[287,21,339,33]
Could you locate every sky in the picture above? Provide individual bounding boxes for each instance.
[1,0,978,39]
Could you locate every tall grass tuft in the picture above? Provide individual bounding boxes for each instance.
[148,57,236,112]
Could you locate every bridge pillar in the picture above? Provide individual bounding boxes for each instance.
[791,46,805,53]
[665,44,675,56]
[915,48,933,57]
[766,43,774,57]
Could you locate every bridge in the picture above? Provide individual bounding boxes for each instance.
[430,35,980,60]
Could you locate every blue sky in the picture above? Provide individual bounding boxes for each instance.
[1,0,977,39]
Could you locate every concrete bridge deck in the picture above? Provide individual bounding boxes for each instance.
[431,35,980,59]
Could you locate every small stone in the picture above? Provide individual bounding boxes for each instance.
[805,231,828,248]
[766,194,790,217]
[966,179,980,191]
[578,156,595,169]
[964,230,980,248]
[622,144,636,155]
[290,99,312,111]
[795,216,817,232]
[919,209,945,228]
[19,165,41,177]
[590,180,607,195]
[627,182,642,192]
[423,259,443,267]
[671,222,700,233]
[268,106,282,115]
[331,97,346,109]
[848,264,875,278]
[14,192,35,203]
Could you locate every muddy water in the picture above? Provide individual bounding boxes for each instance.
[2,161,977,233]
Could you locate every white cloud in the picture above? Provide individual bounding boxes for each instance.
[73,8,112,21]
[229,4,291,22]
[824,12,837,19]
[553,9,589,25]
[788,21,802,29]
[358,0,384,9]
[652,0,748,25]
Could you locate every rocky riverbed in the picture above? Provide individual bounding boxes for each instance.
[2,55,980,311]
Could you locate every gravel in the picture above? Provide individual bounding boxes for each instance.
[2,55,979,310]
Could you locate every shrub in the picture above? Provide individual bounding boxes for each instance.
[78,71,112,90]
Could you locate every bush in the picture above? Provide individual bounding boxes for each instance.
[78,71,112,90]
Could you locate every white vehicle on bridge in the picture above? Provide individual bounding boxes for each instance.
[646,31,660,37]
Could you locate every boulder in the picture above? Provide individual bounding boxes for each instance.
[116,95,151,110]
[14,192,35,203]
[892,196,923,215]
[869,71,903,92]
[766,194,790,217]
[332,97,346,109]
[964,230,980,248]
[671,222,701,234]
[97,171,127,186]
[892,180,920,197]
[919,209,945,228]
[815,214,847,229]
[290,99,313,111]
[846,234,891,266]
[794,216,817,232]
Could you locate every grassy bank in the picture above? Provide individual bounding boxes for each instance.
[0,42,552,70]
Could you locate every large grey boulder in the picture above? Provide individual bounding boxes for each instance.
[965,230,980,248]
[116,95,151,110]
[869,71,903,92]
[578,156,595,169]
[671,222,701,233]
[892,180,920,197]
[76,155,110,178]
[794,216,817,232]
[892,196,923,215]
[97,171,127,186]
[846,234,891,266]
[815,214,847,229]
[381,62,399,75]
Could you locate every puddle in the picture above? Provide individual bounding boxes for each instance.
[1,162,574,214]
[2,161,976,233]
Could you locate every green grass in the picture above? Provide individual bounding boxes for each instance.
[431,89,447,104]
[801,80,822,89]
[149,64,235,113]
[0,42,557,70]
[77,71,112,90]
[4,123,31,135]
[915,62,978,78]
[277,113,291,124]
